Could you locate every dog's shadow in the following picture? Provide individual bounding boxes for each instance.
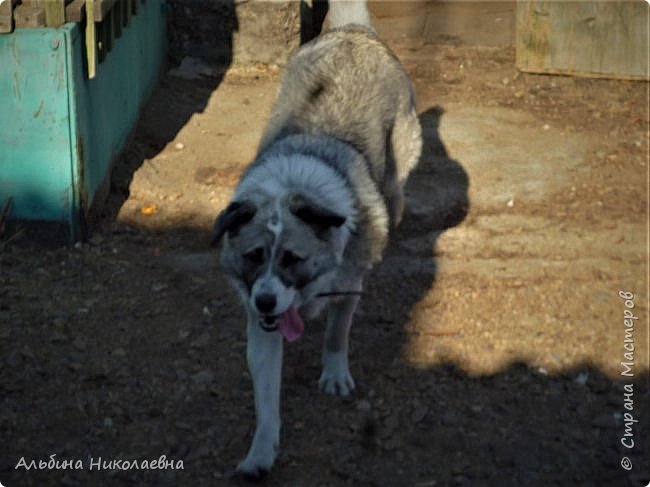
[282,105,469,394]
[278,105,469,477]
[351,106,470,373]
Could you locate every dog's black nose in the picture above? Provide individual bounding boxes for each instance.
[255,293,276,314]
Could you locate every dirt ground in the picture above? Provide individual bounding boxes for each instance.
[1,4,649,487]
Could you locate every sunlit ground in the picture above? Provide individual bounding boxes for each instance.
[403,229,649,378]
[398,90,649,380]
[118,64,649,383]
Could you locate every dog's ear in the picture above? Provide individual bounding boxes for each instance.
[210,200,257,247]
[289,194,346,235]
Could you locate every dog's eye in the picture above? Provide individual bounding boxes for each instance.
[243,247,265,265]
[280,250,305,268]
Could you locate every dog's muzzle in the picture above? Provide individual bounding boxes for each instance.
[259,315,278,332]
[255,304,304,342]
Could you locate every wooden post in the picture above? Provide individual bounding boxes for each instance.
[85,0,96,78]
[0,0,15,34]
[93,0,116,21]
[125,0,132,26]
[65,0,87,23]
[113,0,122,39]
[14,4,45,28]
[44,0,65,27]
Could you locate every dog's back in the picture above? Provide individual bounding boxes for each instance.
[258,0,421,207]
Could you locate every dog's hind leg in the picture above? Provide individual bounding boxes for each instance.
[237,313,284,478]
[319,275,363,396]
[387,105,422,226]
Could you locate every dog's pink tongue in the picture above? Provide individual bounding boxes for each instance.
[277,304,304,342]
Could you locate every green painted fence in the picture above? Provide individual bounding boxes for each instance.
[0,0,167,241]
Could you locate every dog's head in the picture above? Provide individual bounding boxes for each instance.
[211,193,352,334]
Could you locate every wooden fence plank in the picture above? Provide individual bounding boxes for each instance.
[65,0,86,23]
[44,0,65,27]
[0,0,14,34]
[85,0,96,78]
[516,0,649,80]
[14,4,45,28]
[125,0,132,26]
[113,0,122,38]
[93,0,115,22]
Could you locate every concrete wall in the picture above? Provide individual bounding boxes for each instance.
[228,0,515,66]
[234,0,301,65]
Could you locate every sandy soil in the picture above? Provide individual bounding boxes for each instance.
[1,11,649,487]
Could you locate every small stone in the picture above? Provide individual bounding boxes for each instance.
[441,411,457,426]
[190,333,211,349]
[72,337,87,351]
[67,361,83,372]
[514,450,541,470]
[61,474,83,487]
[384,413,400,433]
[574,371,589,386]
[51,331,68,343]
[411,405,429,424]
[152,281,167,293]
[175,142,185,150]
[112,348,127,357]
[186,444,211,461]
[357,399,372,413]
[88,234,104,246]
[383,437,400,451]
[592,413,617,429]
[191,369,215,385]
[6,350,24,368]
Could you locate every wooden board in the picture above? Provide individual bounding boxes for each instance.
[93,0,116,22]
[0,0,15,33]
[369,1,515,47]
[85,0,96,78]
[14,5,45,28]
[516,0,649,80]
[44,0,65,27]
[65,0,86,23]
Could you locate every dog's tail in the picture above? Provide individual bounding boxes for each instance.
[328,0,372,30]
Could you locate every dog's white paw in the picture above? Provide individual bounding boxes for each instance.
[319,351,355,396]
[236,428,279,479]
[236,446,277,480]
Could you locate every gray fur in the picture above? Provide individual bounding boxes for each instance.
[211,3,421,477]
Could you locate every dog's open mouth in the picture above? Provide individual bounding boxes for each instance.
[259,304,304,342]
[259,315,279,332]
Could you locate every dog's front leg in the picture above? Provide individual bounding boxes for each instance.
[319,276,363,396]
[237,313,283,478]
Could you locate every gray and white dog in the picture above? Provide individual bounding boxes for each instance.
[211,0,421,477]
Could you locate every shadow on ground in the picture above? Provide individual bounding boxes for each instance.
[102,0,237,223]
[1,13,648,486]
[2,96,647,486]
